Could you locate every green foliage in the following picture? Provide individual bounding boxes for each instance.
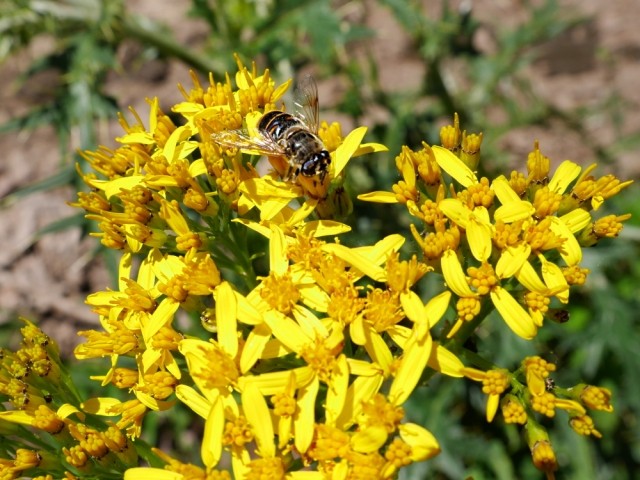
[1,0,638,478]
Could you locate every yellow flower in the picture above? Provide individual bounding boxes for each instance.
[462,367,511,422]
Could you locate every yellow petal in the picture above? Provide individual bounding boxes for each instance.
[351,141,388,157]
[423,291,452,329]
[125,468,182,480]
[333,126,367,177]
[202,394,224,468]
[398,423,440,461]
[334,375,383,430]
[560,208,592,234]
[242,382,275,458]
[322,244,385,282]
[351,425,388,453]
[263,310,308,353]
[400,290,424,323]
[441,250,476,297]
[325,355,349,426]
[493,200,535,223]
[467,209,493,262]
[549,160,581,194]
[495,244,530,279]
[439,198,470,228]
[490,286,537,340]
[299,220,351,237]
[362,329,393,375]
[0,410,34,426]
[549,216,582,265]
[357,191,400,203]
[432,145,477,187]
[240,324,271,373]
[389,333,433,405]
[515,261,547,292]
[538,254,569,303]
[294,377,319,454]
[175,384,211,419]
[428,343,464,378]
[215,282,238,358]
[486,393,500,422]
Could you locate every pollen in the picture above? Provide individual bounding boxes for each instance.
[392,180,419,204]
[363,288,404,332]
[509,170,528,197]
[532,186,562,218]
[481,369,510,395]
[420,199,444,225]
[594,174,633,200]
[385,438,413,468]
[194,344,239,390]
[523,217,564,252]
[386,252,430,293]
[461,177,494,209]
[63,445,88,468]
[223,415,254,448]
[593,214,630,238]
[466,263,498,296]
[327,285,363,325]
[524,356,556,396]
[348,451,386,479]
[530,440,558,474]
[524,291,550,316]
[526,142,551,184]
[111,368,138,389]
[570,415,602,438]
[158,277,189,302]
[579,385,613,412]
[13,449,41,471]
[181,253,222,294]
[216,169,239,195]
[501,396,527,424]
[271,392,296,417]
[360,394,405,434]
[530,391,557,417]
[493,220,523,250]
[246,457,285,480]
[260,272,300,315]
[138,371,178,400]
[562,265,590,286]
[318,121,343,152]
[33,405,65,434]
[183,187,210,212]
[150,325,182,351]
[456,296,481,322]
[176,232,203,251]
[440,115,461,151]
[75,321,140,358]
[117,279,156,312]
[308,424,350,461]
[299,338,338,383]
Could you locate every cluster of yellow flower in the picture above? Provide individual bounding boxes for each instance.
[0,57,630,479]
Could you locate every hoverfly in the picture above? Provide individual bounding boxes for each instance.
[210,76,331,182]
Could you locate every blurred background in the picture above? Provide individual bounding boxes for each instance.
[0,0,638,478]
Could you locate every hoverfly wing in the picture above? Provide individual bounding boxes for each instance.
[211,129,286,157]
[293,75,320,134]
